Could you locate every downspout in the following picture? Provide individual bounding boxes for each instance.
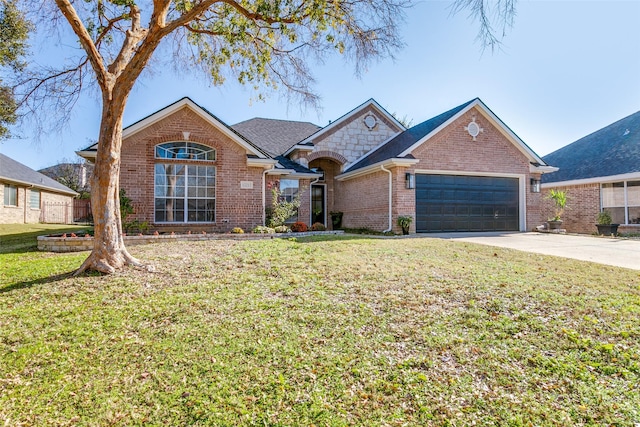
[380,165,393,233]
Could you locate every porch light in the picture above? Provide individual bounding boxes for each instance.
[530,178,541,193]
[405,172,415,189]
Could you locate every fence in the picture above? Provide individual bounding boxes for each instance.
[41,199,92,224]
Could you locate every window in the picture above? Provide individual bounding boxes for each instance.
[279,179,299,223]
[4,184,17,206]
[601,181,640,224]
[30,189,41,209]
[154,164,216,223]
[155,142,216,161]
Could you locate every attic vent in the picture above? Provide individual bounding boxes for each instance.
[465,117,484,141]
[623,129,630,136]
[363,114,377,130]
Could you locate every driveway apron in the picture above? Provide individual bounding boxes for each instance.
[426,232,640,270]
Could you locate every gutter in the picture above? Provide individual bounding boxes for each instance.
[380,165,393,233]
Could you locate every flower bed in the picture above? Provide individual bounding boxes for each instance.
[37,230,345,253]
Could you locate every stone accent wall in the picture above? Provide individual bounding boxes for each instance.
[120,106,265,233]
[311,106,401,166]
[0,183,74,224]
[542,183,600,234]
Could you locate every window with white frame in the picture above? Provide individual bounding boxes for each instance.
[601,180,640,224]
[30,189,41,209]
[279,179,299,223]
[154,142,216,223]
[4,184,17,206]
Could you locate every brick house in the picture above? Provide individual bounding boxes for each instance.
[0,153,78,224]
[541,110,640,234]
[78,97,556,234]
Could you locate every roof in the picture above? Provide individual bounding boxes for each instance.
[345,99,477,172]
[0,153,78,196]
[542,110,640,184]
[231,118,321,157]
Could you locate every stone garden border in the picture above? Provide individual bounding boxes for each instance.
[37,230,345,253]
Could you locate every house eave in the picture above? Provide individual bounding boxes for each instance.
[0,176,78,197]
[336,158,420,181]
[283,144,314,157]
[247,158,278,169]
[530,164,559,174]
[541,171,640,188]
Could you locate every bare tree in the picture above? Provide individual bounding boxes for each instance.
[15,0,514,274]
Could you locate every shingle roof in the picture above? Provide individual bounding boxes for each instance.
[345,99,477,172]
[232,118,321,157]
[542,110,640,183]
[0,153,77,195]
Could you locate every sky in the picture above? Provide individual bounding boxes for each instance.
[1,0,639,171]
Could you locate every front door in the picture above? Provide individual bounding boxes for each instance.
[311,185,326,226]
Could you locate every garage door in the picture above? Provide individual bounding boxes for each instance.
[416,174,519,233]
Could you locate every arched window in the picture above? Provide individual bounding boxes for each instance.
[154,142,216,223]
[155,141,216,161]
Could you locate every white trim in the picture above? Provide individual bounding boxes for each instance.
[299,99,406,145]
[398,99,546,166]
[530,164,559,174]
[413,169,527,232]
[282,144,314,156]
[541,171,640,188]
[336,158,420,181]
[247,158,278,168]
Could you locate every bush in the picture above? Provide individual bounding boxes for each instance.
[311,222,326,231]
[231,227,245,234]
[290,222,308,232]
[252,225,275,234]
[274,225,291,233]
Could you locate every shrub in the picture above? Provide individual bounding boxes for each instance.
[311,222,326,231]
[290,222,308,232]
[231,227,245,234]
[274,225,291,233]
[252,225,275,234]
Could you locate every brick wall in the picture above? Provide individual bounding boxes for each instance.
[541,183,600,234]
[0,183,74,224]
[120,106,265,233]
[335,170,390,231]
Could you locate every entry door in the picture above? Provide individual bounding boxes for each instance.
[311,185,326,226]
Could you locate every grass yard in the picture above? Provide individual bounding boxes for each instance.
[1,235,639,426]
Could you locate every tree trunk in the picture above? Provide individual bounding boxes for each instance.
[75,91,141,275]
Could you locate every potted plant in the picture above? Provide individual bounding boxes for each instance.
[595,210,619,236]
[546,189,567,230]
[330,211,343,229]
[397,215,413,235]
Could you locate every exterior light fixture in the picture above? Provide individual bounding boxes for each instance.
[405,172,415,189]
[530,178,541,193]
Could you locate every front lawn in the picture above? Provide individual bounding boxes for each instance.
[1,236,639,425]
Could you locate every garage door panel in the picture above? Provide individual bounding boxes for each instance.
[416,174,519,233]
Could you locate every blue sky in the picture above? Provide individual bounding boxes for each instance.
[2,0,639,171]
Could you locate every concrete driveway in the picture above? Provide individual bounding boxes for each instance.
[426,232,640,270]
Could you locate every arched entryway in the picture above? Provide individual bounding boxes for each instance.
[308,157,343,228]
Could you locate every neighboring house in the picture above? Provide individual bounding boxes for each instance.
[542,110,640,234]
[78,97,555,234]
[0,153,78,224]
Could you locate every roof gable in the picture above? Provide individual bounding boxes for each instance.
[79,97,271,159]
[0,154,78,196]
[542,110,640,184]
[298,98,405,146]
[345,98,547,173]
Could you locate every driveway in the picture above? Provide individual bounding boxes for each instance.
[426,232,640,270]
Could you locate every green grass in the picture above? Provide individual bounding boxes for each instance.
[0,224,91,254]
[1,235,639,425]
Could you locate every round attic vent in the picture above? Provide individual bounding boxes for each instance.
[467,121,480,138]
[363,114,377,130]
